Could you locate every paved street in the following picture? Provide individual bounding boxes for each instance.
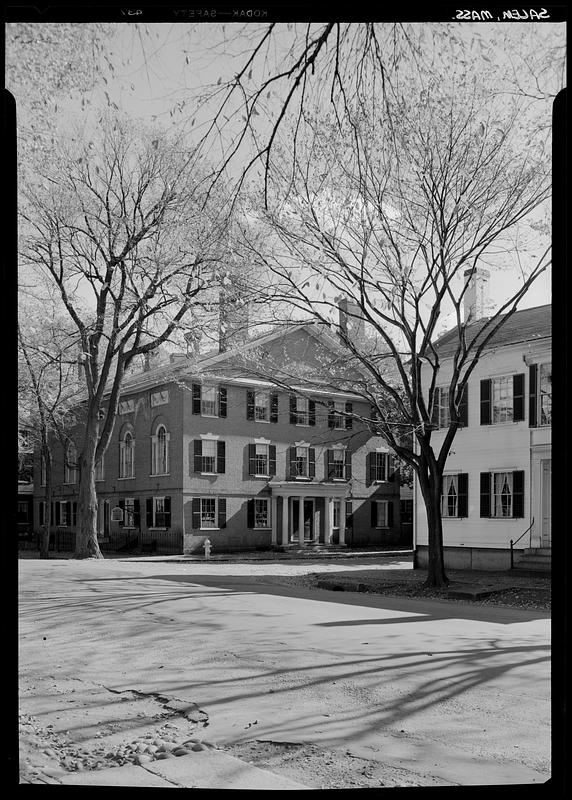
[19,557,551,787]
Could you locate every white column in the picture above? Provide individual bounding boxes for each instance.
[298,496,305,547]
[281,496,289,546]
[271,496,277,546]
[338,497,346,545]
[326,497,334,544]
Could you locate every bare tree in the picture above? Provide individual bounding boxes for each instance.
[20,113,230,558]
[236,75,552,587]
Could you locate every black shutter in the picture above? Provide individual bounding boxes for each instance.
[55,501,60,525]
[326,450,334,478]
[345,451,352,481]
[387,455,396,482]
[269,445,276,476]
[51,502,55,526]
[480,379,491,425]
[118,498,125,527]
[218,498,227,528]
[218,387,227,418]
[529,364,538,427]
[328,401,335,429]
[513,373,525,422]
[345,402,353,429]
[387,502,394,528]
[217,440,226,474]
[73,502,78,527]
[512,471,525,518]
[66,501,71,526]
[194,440,202,473]
[146,498,153,528]
[308,448,315,478]
[247,498,255,528]
[345,500,353,528]
[458,385,468,428]
[457,473,468,518]
[480,473,491,518]
[164,497,171,528]
[366,452,373,486]
[370,501,377,528]
[309,400,316,426]
[192,498,201,529]
[270,394,279,423]
[246,390,255,420]
[248,443,256,475]
[289,447,297,478]
[289,395,297,424]
[192,384,201,414]
[431,388,440,428]
[133,499,140,528]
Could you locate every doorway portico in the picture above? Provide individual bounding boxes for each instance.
[268,481,350,548]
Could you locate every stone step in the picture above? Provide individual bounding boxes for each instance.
[517,555,551,565]
[523,548,551,556]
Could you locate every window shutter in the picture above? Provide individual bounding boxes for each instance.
[387,502,394,528]
[118,498,125,527]
[218,498,227,529]
[192,384,201,414]
[512,471,525,518]
[327,401,335,429]
[66,501,71,526]
[248,443,256,476]
[164,497,171,528]
[345,451,352,481]
[345,402,353,429]
[458,385,468,427]
[366,452,373,486]
[39,502,45,526]
[370,501,377,528]
[216,440,226,474]
[431,388,440,428]
[387,455,396,482]
[247,499,255,528]
[480,473,491,518]
[326,450,334,478]
[269,445,276,476]
[146,498,153,528]
[308,448,316,478]
[270,394,279,423]
[345,500,353,528]
[218,387,227,418]
[73,502,77,527]
[513,373,525,422]
[480,379,491,425]
[133,499,140,528]
[51,502,55,526]
[193,440,202,473]
[55,502,60,525]
[289,395,297,424]
[308,400,316,426]
[289,447,297,478]
[246,390,255,420]
[528,364,538,427]
[191,498,201,529]
[457,473,468,518]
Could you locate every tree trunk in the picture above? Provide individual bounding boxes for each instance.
[41,473,51,560]
[418,470,449,588]
[75,420,103,559]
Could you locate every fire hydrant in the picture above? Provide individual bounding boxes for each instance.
[203,538,212,560]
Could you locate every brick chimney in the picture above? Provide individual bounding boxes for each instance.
[336,295,365,341]
[463,267,490,323]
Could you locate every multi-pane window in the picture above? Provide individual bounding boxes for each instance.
[442,475,458,517]
[480,470,524,518]
[372,452,389,482]
[154,497,167,527]
[40,454,47,486]
[332,402,345,430]
[294,446,309,477]
[95,457,105,482]
[333,500,341,528]
[492,472,513,518]
[201,386,218,416]
[124,497,136,528]
[64,442,78,484]
[254,498,270,528]
[295,397,309,425]
[254,443,269,475]
[492,377,513,423]
[332,449,345,479]
[151,425,169,475]
[254,392,270,421]
[201,498,217,528]
[59,501,68,526]
[120,431,134,478]
[373,500,389,528]
[539,364,551,425]
[435,387,451,428]
[201,439,217,473]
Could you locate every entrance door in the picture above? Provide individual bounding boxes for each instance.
[541,459,551,547]
[292,499,314,541]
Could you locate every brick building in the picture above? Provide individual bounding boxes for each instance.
[34,321,405,554]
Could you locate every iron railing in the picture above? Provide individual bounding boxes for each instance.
[509,517,534,569]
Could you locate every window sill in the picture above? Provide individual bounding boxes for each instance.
[149,527,168,531]
[252,474,271,479]
[374,526,391,530]
[95,478,105,482]
[253,418,270,424]
[253,526,271,530]
[150,473,170,477]
[200,472,218,476]
[200,527,220,531]
[118,476,136,480]
[201,413,219,419]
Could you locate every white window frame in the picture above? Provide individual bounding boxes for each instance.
[539,363,551,426]
[491,376,514,424]
[95,456,105,482]
[201,438,217,474]
[64,442,78,485]
[441,474,459,518]
[200,497,218,530]
[59,500,68,527]
[294,445,309,477]
[124,497,136,529]
[152,496,167,528]
[295,396,309,426]
[491,471,513,518]
[372,451,389,483]
[435,387,451,429]
[333,499,341,529]
[253,497,271,529]
[332,448,346,480]
[254,391,270,422]
[254,442,270,476]
[374,500,389,528]
[119,431,135,479]
[151,424,170,476]
[332,401,345,430]
[201,385,219,417]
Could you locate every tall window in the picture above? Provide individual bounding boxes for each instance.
[373,500,389,528]
[295,397,309,425]
[201,386,218,416]
[59,501,68,526]
[435,387,451,428]
[95,457,105,482]
[539,363,552,426]
[442,475,458,517]
[372,452,389,482]
[124,497,136,528]
[492,472,513,517]
[492,377,513,423]
[294,446,308,477]
[64,442,78,484]
[40,454,47,486]
[332,449,345,479]
[154,497,167,527]
[254,498,270,528]
[333,500,341,528]
[254,443,269,475]
[120,431,134,478]
[254,392,270,421]
[151,425,169,475]
[201,498,217,528]
[201,439,217,473]
[331,402,345,430]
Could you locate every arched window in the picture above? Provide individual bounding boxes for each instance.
[64,441,78,484]
[119,430,135,478]
[151,424,170,475]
